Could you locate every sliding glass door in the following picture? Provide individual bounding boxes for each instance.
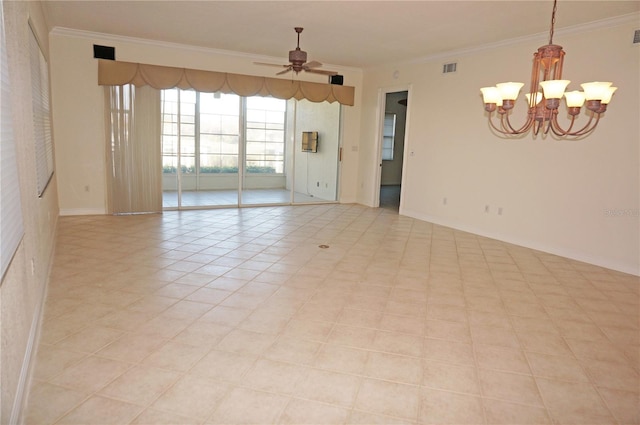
[241,96,289,205]
[162,90,240,208]
[162,89,341,209]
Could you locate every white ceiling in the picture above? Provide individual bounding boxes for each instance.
[42,1,639,69]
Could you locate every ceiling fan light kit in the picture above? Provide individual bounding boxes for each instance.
[480,0,616,138]
[255,27,338,77]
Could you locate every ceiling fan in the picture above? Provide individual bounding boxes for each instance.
[255,27,338,76]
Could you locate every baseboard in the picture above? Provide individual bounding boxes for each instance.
[401,208,640,277]
[59,208,106,216]
[9,217,58,425]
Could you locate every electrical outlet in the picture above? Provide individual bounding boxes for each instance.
[317,182,320,187]
[485,205,490,213]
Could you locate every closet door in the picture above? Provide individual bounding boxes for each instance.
[291,99,341,204]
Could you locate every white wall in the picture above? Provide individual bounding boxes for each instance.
[48,29,363,214]
[358,16,639,275]
[1,1,59,422]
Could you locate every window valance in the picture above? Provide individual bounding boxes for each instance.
[98,60,355,106]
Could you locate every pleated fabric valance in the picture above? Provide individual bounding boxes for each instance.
[98,60,355,106]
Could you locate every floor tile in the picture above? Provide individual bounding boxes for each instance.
[241,358,306,394]
[355,378,420,420]
[422,359,480,395]
[278,398,350,424]
[142,340,209,372]
[263,336,322,365]
[314,343,370,375]
[97,333,167,363]
[31,344,87,381]
[151,374,229,420]
[474,344,531,375]
[23,382,87,425]
[189,349,257,383]
[98,364,180,405]
[56,395,143,425]
[418,387,484,425]
[364,351,422,385]
[423,338,474,366]
[130,408,202,425]
[482,399,551,424]
[597,387,640,425]
[50,355,132,393]
[536,377,615,424]
[478,369,543,406]
[295,368,361,407]
[525,352,590,383]
[207,387,289,424]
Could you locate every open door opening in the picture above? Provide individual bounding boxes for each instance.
[379,90,408,211]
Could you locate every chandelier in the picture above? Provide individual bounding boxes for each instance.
[480,0,616,137]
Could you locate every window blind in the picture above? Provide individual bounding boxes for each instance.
[29,23,54,197]
[1,3,25,279]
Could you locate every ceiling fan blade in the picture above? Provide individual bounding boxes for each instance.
[306,69,338,76]
[254,62,289,68]
[303,60,323,69]
[276,67,293,76]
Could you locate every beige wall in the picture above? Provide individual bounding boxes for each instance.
[1,1,59,422]
[48,29,364,214]
[357,16,639,274]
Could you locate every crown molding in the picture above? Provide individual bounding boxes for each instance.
[405,12,640,66]
[49,26,360,74]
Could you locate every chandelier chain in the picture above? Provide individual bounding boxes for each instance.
[549,0,557,44]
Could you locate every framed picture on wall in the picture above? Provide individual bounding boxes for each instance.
[302,131,318,153]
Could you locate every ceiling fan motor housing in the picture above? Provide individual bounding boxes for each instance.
[289,48,307,65]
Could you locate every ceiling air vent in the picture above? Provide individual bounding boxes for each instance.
[442,62,457,74]
[634,29,640,44]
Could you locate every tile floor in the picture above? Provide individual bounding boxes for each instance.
[24,204,639,424]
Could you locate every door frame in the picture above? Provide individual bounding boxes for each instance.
[372,84,412,209]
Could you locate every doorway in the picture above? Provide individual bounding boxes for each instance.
[378,90,408,211]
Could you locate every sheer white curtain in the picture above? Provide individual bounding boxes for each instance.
[105,84,162,214]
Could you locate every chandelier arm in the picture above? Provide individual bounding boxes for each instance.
[533,120,545,136]
[502,111,535,134]
[543,116,554,135]
[563,112,601,137]
[549,113,578,136]
[487,113,515,135]
[486,113,529,136]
